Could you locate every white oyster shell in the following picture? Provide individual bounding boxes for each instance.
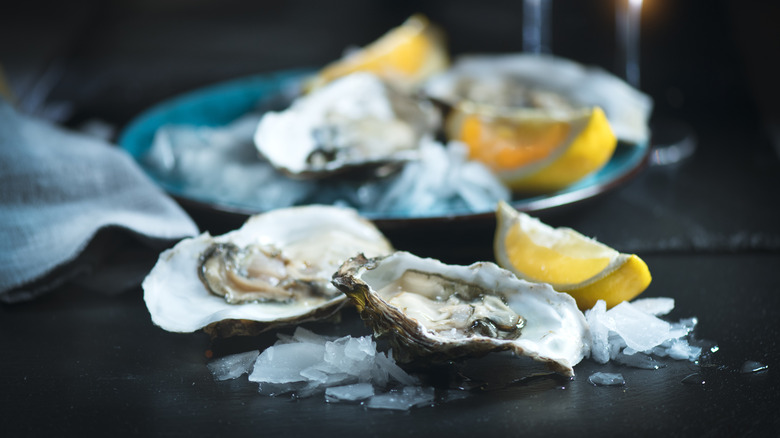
[424,53,653,144]
[253,72,440,179]
[143,205,393,336]
[332,251,590,377]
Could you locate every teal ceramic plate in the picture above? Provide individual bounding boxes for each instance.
[118,69,650,224]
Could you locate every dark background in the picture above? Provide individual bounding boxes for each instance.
[2,0,779,141]
[2,1,779,436]
[3,0,779,242]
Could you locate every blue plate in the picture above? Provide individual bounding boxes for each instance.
[118,69,650,224]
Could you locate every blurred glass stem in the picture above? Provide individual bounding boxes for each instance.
[523,0,552,54]
[616,0,698,165]
[617,0,643,88]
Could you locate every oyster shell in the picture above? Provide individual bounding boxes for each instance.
[253,72,440,179]
[143,205,393,337]
[424,53,653,144]
[332,251,590,376]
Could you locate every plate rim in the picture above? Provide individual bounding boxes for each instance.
[118,69,650,225]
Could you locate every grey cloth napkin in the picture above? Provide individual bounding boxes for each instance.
[0,99,199,303]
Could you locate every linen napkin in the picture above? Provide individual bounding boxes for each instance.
[0,99,199,303]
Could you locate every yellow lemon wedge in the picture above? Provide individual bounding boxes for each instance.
[305,14,449,92]
[494,200,651,310]
[446,103,617,193]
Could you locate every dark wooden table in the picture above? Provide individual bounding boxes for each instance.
[2,1,779,436]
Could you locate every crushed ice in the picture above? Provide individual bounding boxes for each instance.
[143,116,509,217]
[207,327,444,410]
[585,297,704,367]
[207,297,710,406]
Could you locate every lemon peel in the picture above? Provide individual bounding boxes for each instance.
[306,14,448,92]
[494,200,651,310]
[448,105,617,193]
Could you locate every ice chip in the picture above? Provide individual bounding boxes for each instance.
[295,381,330,399]
[206,350,260,381]
[446,141,510,212]
[325,383,375,403]
[369,359,390,387]
[401,386,436,408]
[375,350,419,386]
[291,326,333,345]
[275,333,295,344]
[614,352,665,369]
[604,301,673,352]
[608,332,626,360]
[248,342,326,384]
[630,297,675,316]
[324,336,375,379]
[666,339,702,361]
[367,138,509,216]
[740,360,769,374]
[299,366,330,384]
[221,329,421,402]
[669,317,698,338]
[585,300,610,364]
[588,372,625,386]
[345,335,376,360]
[443,389,470,403]
[257,381,308,397]
[366,386,435,410]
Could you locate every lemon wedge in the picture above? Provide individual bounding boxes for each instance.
[494,200,651,310]
[305,14,448,92]
[447,103,617,193]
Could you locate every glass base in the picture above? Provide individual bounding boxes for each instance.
[649,117,697,166]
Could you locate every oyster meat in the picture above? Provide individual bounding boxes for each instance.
[424,53,653,144]
[143,205,394,337]
[332,251,590,376]
[253,72,440,179]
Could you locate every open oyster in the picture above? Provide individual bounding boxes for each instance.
[253,72,440,179]
[424,53,652,144]
[143,205,393,337]
[332,251,590,376]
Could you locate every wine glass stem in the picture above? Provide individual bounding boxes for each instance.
[523,0,552,54]
[617,0,642,88]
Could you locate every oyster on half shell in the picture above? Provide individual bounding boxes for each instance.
[143,205,393,337]
[424,53,653,144]
[332,251,590,376]
[253,72,440,179]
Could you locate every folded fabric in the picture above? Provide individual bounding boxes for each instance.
[0,99,199,303]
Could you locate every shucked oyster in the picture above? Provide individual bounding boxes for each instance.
[424,53,653,144]
[332,251,590,376]
[143,205,393,337]
[253,72,440,179]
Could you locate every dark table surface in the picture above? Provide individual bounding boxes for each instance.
[2,0,779,436]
